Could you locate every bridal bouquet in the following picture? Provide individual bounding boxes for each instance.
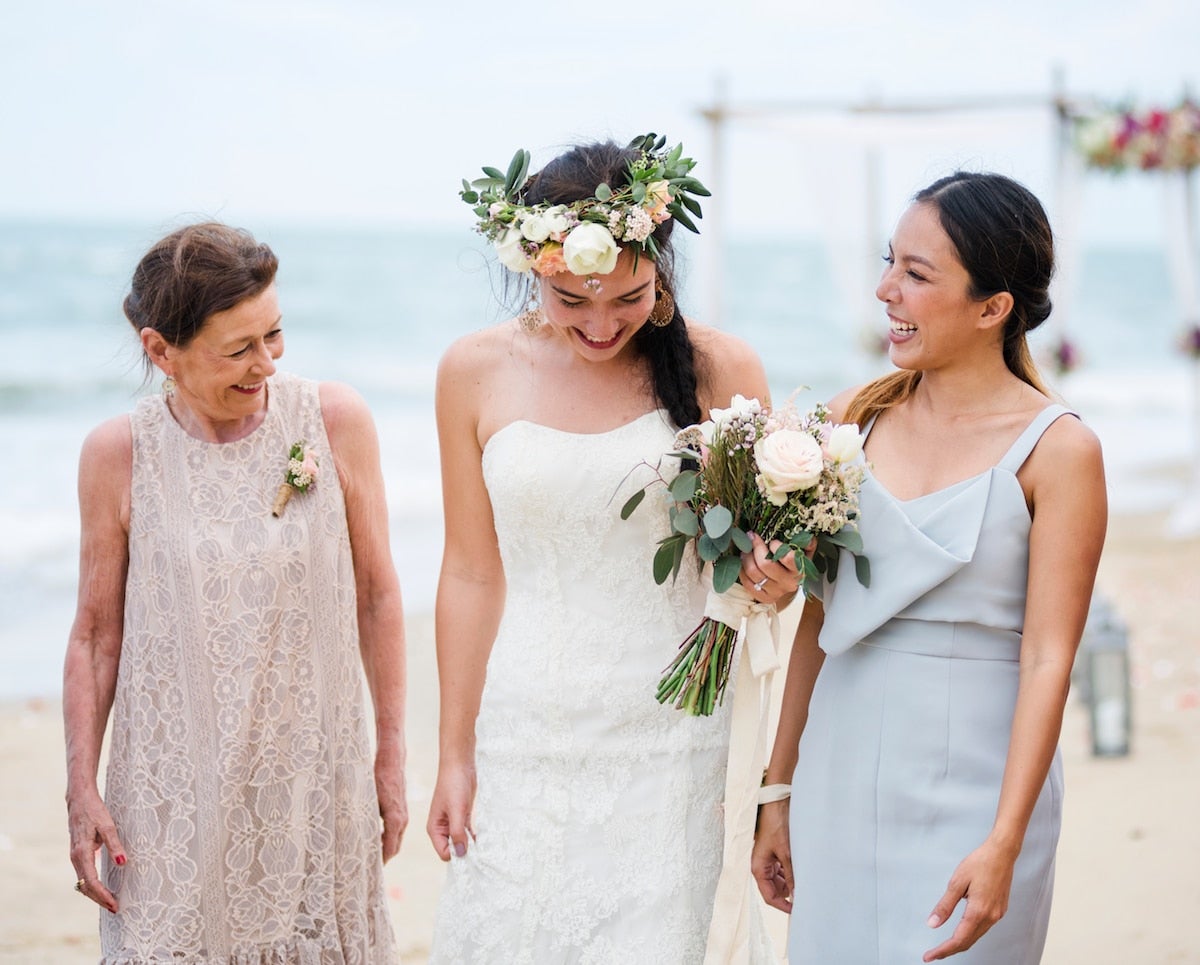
[621,394,870,715]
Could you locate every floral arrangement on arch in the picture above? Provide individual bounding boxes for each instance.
[1075,101,1200,172]
[459,133,710,276]
[1046,334,1082,377]
[1179,323,1200,360]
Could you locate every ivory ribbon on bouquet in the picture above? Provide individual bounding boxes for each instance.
[702,582,782,965]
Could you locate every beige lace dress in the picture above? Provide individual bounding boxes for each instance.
[99,372,398,964]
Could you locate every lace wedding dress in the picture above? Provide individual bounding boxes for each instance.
[100,372,397,963]
[429,410,772,964]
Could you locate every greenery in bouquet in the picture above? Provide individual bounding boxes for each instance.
[621,394,871,715]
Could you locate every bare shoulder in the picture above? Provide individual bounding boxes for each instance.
[78,414,133,527]
[686,321,769,409]
[686,321,761,370]
[318,380,375,438]
[438,321,524,385]
[826,384,871,425]
[1031,409,1104,472]
[80,414,133,474]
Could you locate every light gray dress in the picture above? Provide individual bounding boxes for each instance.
[788,404,1074,964]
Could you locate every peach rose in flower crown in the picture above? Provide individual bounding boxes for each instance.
[533,242,567,276]
[645,180,672,223]
[754,429,824,506]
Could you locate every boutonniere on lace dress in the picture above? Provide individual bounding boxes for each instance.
[271,441,319,517]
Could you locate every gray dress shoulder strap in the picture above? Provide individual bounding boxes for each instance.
[996,403,1076,475]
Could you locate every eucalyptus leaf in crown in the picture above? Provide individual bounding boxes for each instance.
[460,134,711,276]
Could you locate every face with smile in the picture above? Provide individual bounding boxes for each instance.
[538,248,658,361]
[877,203,1003,370]
[144,283,284,438]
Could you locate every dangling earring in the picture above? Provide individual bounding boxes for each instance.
[517,291,543,334]
[648,278,674,328]
[161,375,176,397]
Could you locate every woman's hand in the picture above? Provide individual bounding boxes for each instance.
[375,740,408,863]
[427,761,477,861]
[739,532,806,605]
[751,799,794,913]
[67,786,125,913]
[922,839,1018,961]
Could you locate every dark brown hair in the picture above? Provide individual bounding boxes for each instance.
[523,141,701,429]
[125,222,278,373]
[846,172,1053,428]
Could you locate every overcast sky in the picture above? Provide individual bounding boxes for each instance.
[2,0,1197,246]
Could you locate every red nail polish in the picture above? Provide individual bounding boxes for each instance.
[115,854,126,866]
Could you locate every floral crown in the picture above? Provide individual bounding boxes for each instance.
[460,133,711,277]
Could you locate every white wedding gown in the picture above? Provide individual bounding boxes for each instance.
[429,410,772,964]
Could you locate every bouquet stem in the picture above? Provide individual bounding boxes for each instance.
[656,617,738,717]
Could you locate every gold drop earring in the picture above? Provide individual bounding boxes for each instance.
[648,279,674,327]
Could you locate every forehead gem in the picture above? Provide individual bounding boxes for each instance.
[583,277,602,293]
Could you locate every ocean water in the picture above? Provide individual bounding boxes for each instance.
[2,218,1196,698]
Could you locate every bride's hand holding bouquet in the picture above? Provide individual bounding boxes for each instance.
[622,393,871,716]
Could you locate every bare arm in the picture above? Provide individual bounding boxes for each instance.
[425,337,507,861]
[751,595,825,912]
[321,381,408,862]
[63,416,132,912]
[924,417,1107,961]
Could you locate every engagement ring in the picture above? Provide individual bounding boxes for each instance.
[74,878,85,893]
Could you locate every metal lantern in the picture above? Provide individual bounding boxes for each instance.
[1076,595,1133,757]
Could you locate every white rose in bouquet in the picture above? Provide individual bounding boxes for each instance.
[755,430,824,506]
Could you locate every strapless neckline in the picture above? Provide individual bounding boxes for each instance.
[483,408,669,454]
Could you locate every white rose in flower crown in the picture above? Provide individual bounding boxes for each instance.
[543,205,571,240]
[825,423,865,463]
[709,393,762,426]
[755,429,824,506]
[495,228,535,272]
[520,213,551,243]
[563,223,620,275]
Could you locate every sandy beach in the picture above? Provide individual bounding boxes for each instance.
[2,509,1197,964]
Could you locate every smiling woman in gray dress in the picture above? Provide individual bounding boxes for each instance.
[751,172,1107,963]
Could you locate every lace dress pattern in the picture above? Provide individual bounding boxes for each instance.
[429,411,772,964]
[100,372,398,964]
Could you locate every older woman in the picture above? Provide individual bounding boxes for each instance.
[63,223,406,962]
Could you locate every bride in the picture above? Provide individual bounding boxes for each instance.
[426,135,796,963]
